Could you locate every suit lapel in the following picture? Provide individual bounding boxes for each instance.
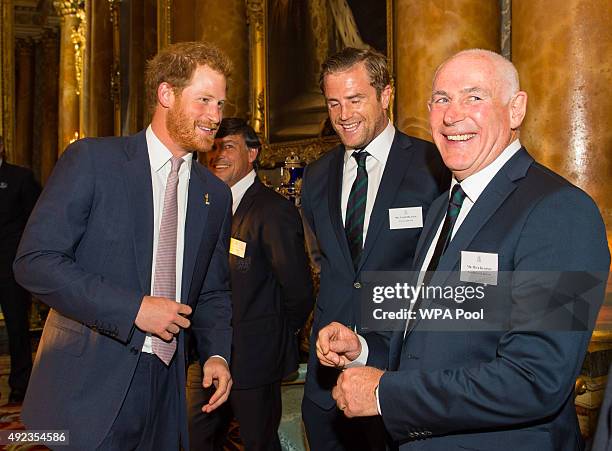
[405,148,534,337]
[181,162,210,304]
[412,193,447,272]
[358,132,416,272]
[122,131,154,294]
[328,148,354,271]
[434,149,533,284]
[232,178,262,236]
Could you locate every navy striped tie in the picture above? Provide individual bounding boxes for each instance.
[345,151,369,269]
[423,183,467,284]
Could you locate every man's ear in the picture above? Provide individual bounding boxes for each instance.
[157,82,175,109]
[509,91,527,129]
[380,84,392,110]
[248,147,259,164]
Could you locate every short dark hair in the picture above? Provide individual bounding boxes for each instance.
[145,41,232,112]
[216,118,261,150]
[319,47,390,99]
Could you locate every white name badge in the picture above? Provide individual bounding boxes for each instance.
[460,251,498,285]
[388,207,423,230]
[229,238,247,258]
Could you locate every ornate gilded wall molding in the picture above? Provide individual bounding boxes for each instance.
[1,0,15,158]
[246,0,266,137]
[157,0,172,50]
[71,6,86,96]
[54,0,86,96]
[500,0,511,59]
[258,135,340,169]
[53,0,79,17]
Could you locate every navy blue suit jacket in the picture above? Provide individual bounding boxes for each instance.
[13,131,233,450]
[373,148,610,450]
[301,130,449,409]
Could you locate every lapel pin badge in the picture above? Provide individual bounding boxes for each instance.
[204,193,210,205]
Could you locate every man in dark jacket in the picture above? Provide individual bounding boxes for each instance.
[187,118,314,451]
[0,136,40,403]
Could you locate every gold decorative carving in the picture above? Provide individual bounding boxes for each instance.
[1,0,15,157]
[258,135,340,169]
[157,0,172,50]
[71,7,86,96]
[53,0,80,17]
[246,0,264,36]
[54,1,86,96]
[247,0,267,137]
[500,0,512,59]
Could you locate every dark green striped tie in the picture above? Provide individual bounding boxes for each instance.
[423,183,467,284]
[345,151,369,269]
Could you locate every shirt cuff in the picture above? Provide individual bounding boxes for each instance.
[208,354,228,366]
[345,334,369,368]
[375,385,382,415]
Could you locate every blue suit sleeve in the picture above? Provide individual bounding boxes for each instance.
[13,141,143,343]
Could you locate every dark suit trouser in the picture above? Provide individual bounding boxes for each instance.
[97,353,180,451]
[302,396,390,451]
[0,277,32,392]
[187,362,282,451]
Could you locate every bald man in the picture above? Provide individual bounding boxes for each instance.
[315,49,610,450]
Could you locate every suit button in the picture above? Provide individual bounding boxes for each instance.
[353,282,362,289]
[130,347,139,355]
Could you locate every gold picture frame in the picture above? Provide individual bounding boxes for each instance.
[248,0,394,168]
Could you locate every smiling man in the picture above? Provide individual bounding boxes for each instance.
[14,42,234,450]
[316,49,610,451]
[187,118,313,451]
[300,47,449,450]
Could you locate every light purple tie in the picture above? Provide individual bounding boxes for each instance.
[151,156,184,365]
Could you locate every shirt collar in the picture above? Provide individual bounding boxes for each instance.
[146,125,193,173]
[344,120,395,165]
[231,169,257,210]
[451,139,522,203]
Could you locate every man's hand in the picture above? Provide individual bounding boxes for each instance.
[135,295,192,340]
[316,321,362,368]
[201,356,232,413]
[332,366,384,418]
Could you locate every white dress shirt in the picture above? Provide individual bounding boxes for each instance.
[142,126,192,353]
[230,169,256,214]
[341,121,395,243]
